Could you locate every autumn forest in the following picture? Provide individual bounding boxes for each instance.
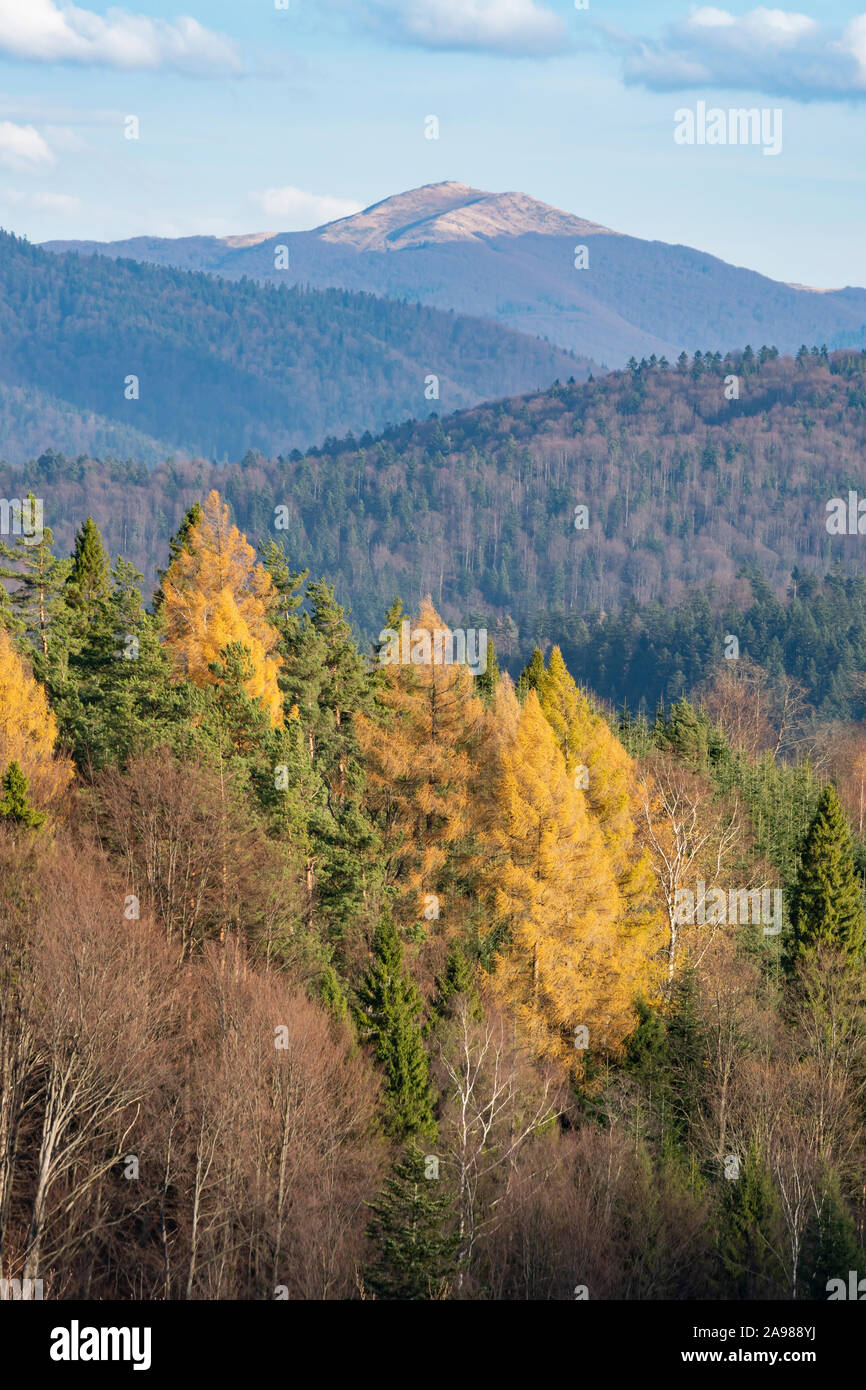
[1,482,865,1304]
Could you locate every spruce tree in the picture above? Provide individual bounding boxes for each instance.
[356,913,435,1140]
[0,495,67,659]
[0,761,45,829]
[623,997,673,1138]
[258,536,307,650]
[52,556,187,774]
[718,1141,783,1299]
[429,941,480,1024]
[792,785,866,964]
[515,647,545,702]
[365,1145,459,1300]
[62,516,112,642]
[803,1177,862,1299]
[289,578,374,793]
[375,596,404,664]
[273,572,382,956]
[475,637,500,707]
[654,698,710,770]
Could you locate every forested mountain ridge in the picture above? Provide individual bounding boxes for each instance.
[4,345,866,647]
[43,181,866,367]
[0,228,589,464]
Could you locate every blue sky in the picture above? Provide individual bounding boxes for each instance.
[0,0,864,287]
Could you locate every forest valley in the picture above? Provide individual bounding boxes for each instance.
[0,488,865,1301]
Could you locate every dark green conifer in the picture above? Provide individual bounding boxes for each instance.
[365,1145,459,1300]
[516,646,545,701]
[0,761,45,829]
[718,1141,783,1299]
[475,637,500,707]
[792,785,866,963]
[62,517,112,640]
[356,913,435,1140]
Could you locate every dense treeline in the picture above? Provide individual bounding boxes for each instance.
[545,569,866,722]
[3,347,866,646]
[1,495,864,1299]
[0,230,587,463]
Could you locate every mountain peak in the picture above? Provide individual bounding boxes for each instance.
[319,181,614,250]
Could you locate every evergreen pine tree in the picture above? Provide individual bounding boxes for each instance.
[429,941,480,1024]
[273,573,382,957]
[654,698,710,770]
[623,997,673,1138]
[718,1141,784,1299]
[356,913,435,1140]
[0,496,67,658]
[793,785,866,964]
[475,637,500,707]
[516,647,545,701]
[375,596,404,663]
[62,516,112,642]
[802,1177,862,1299]
[365,1145,459,1299]
[52,556,188,774]
[0,761,46,829]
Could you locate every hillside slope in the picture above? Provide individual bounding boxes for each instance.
[4,347,866,644]
[0,229,590,463]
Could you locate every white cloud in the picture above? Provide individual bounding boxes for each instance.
[618,6,866,99]
[331,0,568,57]
[397,0,567,55]
[255,187,363,229]
[0,121,54,171]
[4,188,80,213]
[0,0,242,75]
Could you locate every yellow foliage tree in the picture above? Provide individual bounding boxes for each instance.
[0,627,73,809]
[161,491,283,725]
[358,597,483,933]
[482,686,658,1066]
[538,646,660,924]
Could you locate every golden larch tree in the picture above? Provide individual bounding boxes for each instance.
[482,686,657,1066]
[358,597,483,933]
[0,626,73,808]
[539,646,662,931]
[161,491,283,725]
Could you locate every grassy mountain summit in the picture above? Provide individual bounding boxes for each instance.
[44,181,866,367]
